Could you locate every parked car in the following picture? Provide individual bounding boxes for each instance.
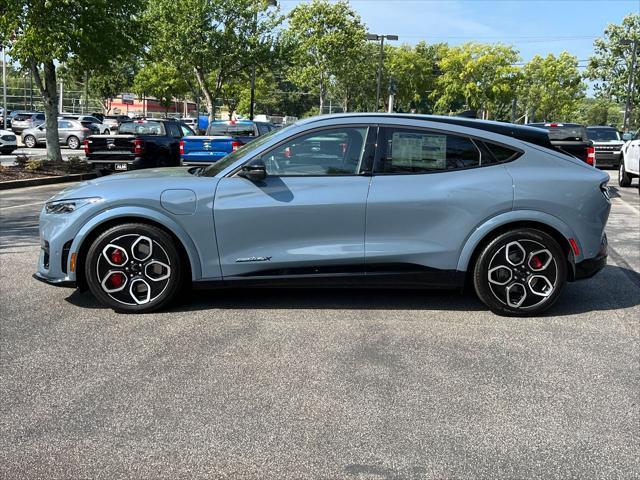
[0,129,18,154]
[619,130,640,187]
[180,120,277,165]
[84,118,195,173]
[11,112,45,134]
[528,122,594,165]
[22,119,98,149]
[102,115,131,134]
[61,114,111,134]
[35,114,610,316]
[586,126,625,168]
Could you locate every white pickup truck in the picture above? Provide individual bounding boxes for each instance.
[619,130,640,188]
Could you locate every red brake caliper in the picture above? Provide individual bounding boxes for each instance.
[109,272,125,288]
[111,249,124,265]
[531,256,543,269]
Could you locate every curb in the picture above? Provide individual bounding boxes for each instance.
[0,173,98,191]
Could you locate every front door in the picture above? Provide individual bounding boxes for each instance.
[214,125,375,279]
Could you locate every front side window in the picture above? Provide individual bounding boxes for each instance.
[118,121,165,135]
[180,124,194,137]
[167,123,182,138]
[377,128,480,173]
[259,127,369,176]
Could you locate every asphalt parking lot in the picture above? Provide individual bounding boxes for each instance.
[0,175,638,479]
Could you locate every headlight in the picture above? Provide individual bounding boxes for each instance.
[44,197,101,214]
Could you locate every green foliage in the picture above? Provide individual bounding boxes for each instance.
[518,52,585,121]
[285,0,368,112]
[571,97,623,127]
[586,13,640,107]
[66,156,90,174]
[14,155,29,168]
[133,62,189,114]
[435,43,520,119]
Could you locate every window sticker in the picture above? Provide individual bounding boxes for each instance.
[392,132,447,170]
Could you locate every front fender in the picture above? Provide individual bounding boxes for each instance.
[70,206,203,281]
[456,209,579,272]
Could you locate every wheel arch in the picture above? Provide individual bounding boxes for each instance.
[458,211,578,282]
[71,208,202,290]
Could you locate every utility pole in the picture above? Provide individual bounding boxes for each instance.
[2,44,7,129]
[367,33,399,112]
[59,77,63,114]
[622,39,638,132]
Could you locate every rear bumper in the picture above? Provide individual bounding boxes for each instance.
[574,234,608,280]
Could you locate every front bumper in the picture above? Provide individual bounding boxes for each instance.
[594,151,622,168]
[33,272,76,288]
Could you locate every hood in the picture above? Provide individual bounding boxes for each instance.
[49,167,203,202]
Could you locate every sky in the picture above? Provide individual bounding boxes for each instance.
[279,0,639,66]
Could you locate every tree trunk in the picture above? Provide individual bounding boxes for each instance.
[31,60,62,161]
[194,67,216,124]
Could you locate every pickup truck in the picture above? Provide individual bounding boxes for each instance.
[85,118,195,173]
[180,120,276,166]
[586,126,625,168]
[528,122,595,166]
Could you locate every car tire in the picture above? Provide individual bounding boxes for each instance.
[473,228,567,317]
[85,223,184,313]
[104,129,111,135]
[23,135,37,148]
[619,161,632,187]
[67,136,80,150]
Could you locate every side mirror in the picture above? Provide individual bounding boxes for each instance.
[622,133,633,141]
[238,161,267,181]
[38,125,44,130]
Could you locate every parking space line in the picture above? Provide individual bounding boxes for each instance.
[0,201,43,211]
[611,196,640,215]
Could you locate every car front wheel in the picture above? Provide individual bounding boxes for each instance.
[473,228,567,316]
[85,223,183,313]
[23,135,37,148]
[619,161,632,187]
[67,136,80,150]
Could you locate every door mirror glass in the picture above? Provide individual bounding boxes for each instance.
[238,160,267,181]
[622,133,633,142]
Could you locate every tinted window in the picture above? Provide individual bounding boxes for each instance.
[207,123,256,136]
[586,128,620,142]
[14,114,31,121]
[484,142,519,163]
[378,128,480,173]
[179,124,194,137]
[36,114,45,120]
[58,121,73,129]
[531,124,587,141]
[118,121,165,135]
[257,123,270,135]
[84,116,101,124]
[166,123,182,138]
[259,127,369,176]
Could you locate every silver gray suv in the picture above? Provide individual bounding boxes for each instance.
[21,119,98,150]
[11,112,45,134]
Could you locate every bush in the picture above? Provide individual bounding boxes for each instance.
[25,159,43,172]
[14,155,29,168]
[66,156,90,173]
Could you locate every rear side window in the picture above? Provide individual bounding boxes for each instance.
[377,128,480,173]
[483,142,520,163]
[257,123,270,135]
[118,121,165,135]
[58,121,72,129]
[36,114,45,121]
[207,123,256,136]
[166,123,182,138]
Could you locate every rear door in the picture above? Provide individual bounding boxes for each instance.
[214,125,376,279]
[628,132,640,174]
[365,126,515,284]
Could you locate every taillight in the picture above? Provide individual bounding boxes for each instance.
[83,139,90,155]
[231,140,241,152]
[586,146,595,166]
[133,139,144,155]
[179,140,185,155]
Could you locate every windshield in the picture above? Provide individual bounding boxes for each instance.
[118,121,165,135]
[201,126,290,177]
[587,128,621,142]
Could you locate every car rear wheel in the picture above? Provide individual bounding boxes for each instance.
[104,129,111,135]
[23,135,37,148]
[473,228,567,316]
[67,136,80,150]
[85,223,183,313]
[619,162,632,187]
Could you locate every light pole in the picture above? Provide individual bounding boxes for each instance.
[367,33,398,112]
[249,0,277,121]
[621,38,638,132]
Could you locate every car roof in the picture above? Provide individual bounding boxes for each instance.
[586,125,616,129]
[299,113,555,150]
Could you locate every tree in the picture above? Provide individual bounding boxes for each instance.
[2,0,143,161]
[285,0,367,114]
[586,13,640,128]
[145,0,282,123]
[518,52,585,122]
[386,42,448,113]
[133,62,190,116]
[572,97,623,127]
[435,43,520,119]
